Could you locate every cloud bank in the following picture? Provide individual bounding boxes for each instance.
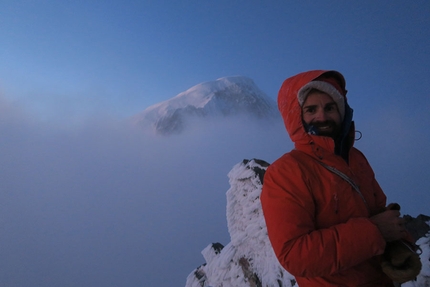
[0,97,428,287]
[0,98,289,287]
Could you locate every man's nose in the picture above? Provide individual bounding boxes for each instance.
[314,110,328,122]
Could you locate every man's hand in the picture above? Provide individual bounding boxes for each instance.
[370,210,407,242]
[381,241,422,283]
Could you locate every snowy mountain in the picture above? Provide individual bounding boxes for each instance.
[185,159,430,287]
[131,76,279,135]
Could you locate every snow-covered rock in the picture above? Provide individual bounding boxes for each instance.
[131,77,279,135]
[185,159,296,287]
[186,159,430,287]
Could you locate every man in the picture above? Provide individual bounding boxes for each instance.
[261,70,420,286]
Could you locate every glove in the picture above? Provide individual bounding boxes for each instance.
[381,240,422,283]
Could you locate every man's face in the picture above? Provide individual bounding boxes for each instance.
[302,91,342,138]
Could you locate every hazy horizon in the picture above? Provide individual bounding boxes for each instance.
[1,91,429,286]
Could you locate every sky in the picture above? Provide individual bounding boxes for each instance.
[1,1,430,286]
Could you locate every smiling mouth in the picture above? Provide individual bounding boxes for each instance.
[318,126,332,130]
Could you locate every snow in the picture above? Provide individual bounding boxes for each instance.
[135,77,261,121]
[185,160,430,287]
[130,76,278,134]
[402,224,430,287]
[185,159,296,287]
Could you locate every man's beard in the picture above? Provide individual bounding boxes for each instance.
[309,120,341,139]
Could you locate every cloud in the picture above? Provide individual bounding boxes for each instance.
[0,100,290,287]
[1,97,428,286]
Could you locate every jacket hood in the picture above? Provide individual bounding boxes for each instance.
[278,70,350,150]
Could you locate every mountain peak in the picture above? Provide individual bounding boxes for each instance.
[131,76,279,135]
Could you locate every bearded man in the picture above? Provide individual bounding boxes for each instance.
[261,70,421,286]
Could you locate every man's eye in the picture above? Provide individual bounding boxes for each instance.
[325,105,336,112]
[304,108,315,114]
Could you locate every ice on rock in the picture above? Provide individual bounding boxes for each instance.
[186,159,296,287]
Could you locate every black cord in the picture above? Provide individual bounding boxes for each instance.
[355,130,362,141]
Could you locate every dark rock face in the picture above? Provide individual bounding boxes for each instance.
[404,214,430,242]
[238,257,262,287]
[210,84,277,118]
[153,105,207,135]
[242,159,270,184]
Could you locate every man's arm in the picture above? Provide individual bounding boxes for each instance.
[261,157,386,277]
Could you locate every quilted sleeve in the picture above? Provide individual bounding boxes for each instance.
[261,155,386,277]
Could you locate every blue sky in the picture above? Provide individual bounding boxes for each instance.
[1,1,430,286]
[2,1,429,119]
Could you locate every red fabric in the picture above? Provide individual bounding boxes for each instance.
[261,70,394,286]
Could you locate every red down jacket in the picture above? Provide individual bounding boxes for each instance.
[261,70,394,286]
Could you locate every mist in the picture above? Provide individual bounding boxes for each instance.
[1,97,428,287]
[0,99,290,287]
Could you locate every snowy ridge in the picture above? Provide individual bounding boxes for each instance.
[186,159,430,287]
[186,159,296,287]
[131,77,279,135]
